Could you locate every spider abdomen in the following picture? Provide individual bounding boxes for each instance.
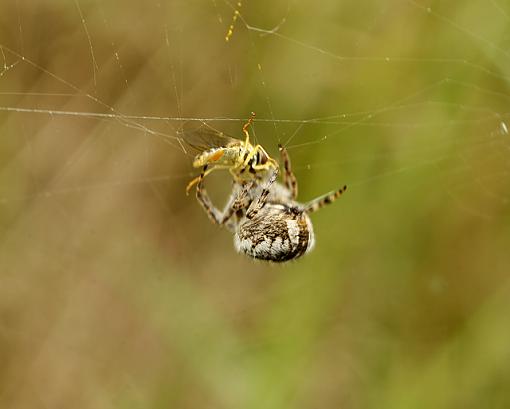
[234,203,315,262]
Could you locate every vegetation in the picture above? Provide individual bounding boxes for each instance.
[0,1,509,408]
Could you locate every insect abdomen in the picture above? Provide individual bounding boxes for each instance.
[192,147,240,168]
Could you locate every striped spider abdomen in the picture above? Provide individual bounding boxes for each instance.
[234,202,315,262]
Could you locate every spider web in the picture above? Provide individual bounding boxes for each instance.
[1,1,510,408]
[0,0,508,221]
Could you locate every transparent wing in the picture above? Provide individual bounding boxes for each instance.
[178,121,241,153]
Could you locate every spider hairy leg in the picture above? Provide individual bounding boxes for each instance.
[305,185,347,213]
[278,144,298,199]
[246,168,279,219]
[185,164,232,195]
[195,165,243,231]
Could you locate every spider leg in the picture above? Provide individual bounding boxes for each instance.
[195,166,250,232]
[246,168,279,219]
[230,181,255,215]
[304,185,347,214]
[186,164,232,194]
[278,144,298,199]
[195,166,223,225]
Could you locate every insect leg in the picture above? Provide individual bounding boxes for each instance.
[241,112,256,147]
[250,145,279,169]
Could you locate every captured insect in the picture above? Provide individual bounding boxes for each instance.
[194,144,347,262]
[184,113,279,194]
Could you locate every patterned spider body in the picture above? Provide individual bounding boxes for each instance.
[194,144,346,263]
[234,192,315,262]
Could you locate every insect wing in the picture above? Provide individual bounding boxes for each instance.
[178,121,241,153]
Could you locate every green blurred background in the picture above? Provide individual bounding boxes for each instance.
[1,0,510,408]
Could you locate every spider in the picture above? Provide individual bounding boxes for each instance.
[194,144,347,262]
[185,113,279,194]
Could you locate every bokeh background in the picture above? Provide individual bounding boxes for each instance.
[1,0,510,408]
